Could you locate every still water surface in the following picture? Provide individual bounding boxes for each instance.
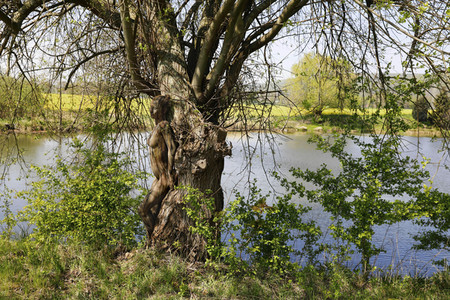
[225,133,449,275]
[1,132,449,275]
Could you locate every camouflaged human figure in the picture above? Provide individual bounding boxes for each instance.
[139,96,177,238]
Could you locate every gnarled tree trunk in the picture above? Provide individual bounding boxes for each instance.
[141,97,231,261]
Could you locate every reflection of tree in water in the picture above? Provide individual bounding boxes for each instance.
[0,134,44,222]
[0,133,57,180]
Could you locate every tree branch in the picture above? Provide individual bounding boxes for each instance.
[119,0,152,94]
[248,0,309,54]
[64,47,124,90]
[202,0,251,102]
[216,0,310,103]
[243,0,275,28]
[73,0,122,29]
[191,0,236,98]
[0,9,21,34]
[181,0,202,32]
[353,0,450,56]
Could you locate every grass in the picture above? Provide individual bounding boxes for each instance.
[231,103,413,118]
[0,238,448,299]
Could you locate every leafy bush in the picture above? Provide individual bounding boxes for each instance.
[18,137,147,248]
[0,75,45,120]
[182,182,321,275]
[224,183,320,274]
[412,186,450,253]
[0,187,18,240]
[180,186,223,262]
[288,133,431,272]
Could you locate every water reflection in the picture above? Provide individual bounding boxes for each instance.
[1,132,449,275]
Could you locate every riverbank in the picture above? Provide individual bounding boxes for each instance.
[1,113,445,138]
[0,239,448,299]
[227,120,444,138]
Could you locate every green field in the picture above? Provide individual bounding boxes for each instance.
[231,103,413,118]
[0,93,429,135]
[43,93,150,112]
[42,94,414,121]
[43,93,96,111]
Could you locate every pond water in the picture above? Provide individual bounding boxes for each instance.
[1,132,449,275]
[224,132,449,275]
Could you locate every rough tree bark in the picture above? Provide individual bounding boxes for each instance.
[140,95,231,260]
[129,0,235,259]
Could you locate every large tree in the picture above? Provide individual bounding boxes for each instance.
[1,0,449,260]
[287,52,354,112]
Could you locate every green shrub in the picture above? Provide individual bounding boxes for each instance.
[0,75,45,119]
[180,186,224,262]
[412,187,450,254]
[225,183,320,275]
[288,133,432,273]
[0,187,18,240]
[17,137,147,248]
[182,182,321,276]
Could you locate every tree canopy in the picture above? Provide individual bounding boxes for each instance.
[286,53,354,112]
